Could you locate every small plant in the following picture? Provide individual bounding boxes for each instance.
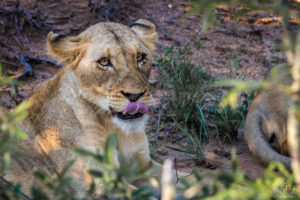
[209,105,244,141]
[168,118,207,166]
[207,92,253,141]
[156,43,212,130]
[156,42,252,166]
[156,42,252,143]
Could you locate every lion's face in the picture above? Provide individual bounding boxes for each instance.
[47,20,157,123]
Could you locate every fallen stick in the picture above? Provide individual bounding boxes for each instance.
[17,55,33,79]
[161,159,176,200]
[0,173,32,200]
[155,107,162,140]
[0,41,61,79]
[0,41,19,54]
[0,42,34,79]
[0,41,33,79]
[25,55,61,67]
[174,158,179,185]
[160,8,176,23]
[0,59,18,67]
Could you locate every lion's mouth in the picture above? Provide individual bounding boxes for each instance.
[109,102,148,120]
[110,107,144,120]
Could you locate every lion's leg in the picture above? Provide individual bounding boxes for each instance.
[136,145,188,182]
[135,145,162,180]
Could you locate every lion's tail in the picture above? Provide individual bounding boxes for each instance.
[244,110,291,170]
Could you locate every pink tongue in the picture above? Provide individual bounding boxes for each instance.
[123,102,148,115]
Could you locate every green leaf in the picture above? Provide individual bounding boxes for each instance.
[143,167,157,178]
[54,176,74,195]
[104,132,118,165]
[214,79,269,107]
[34,171,55,189]
[88,179,96,195]
[14,128,28,140]
[59,159,75,179]
[193,168,203,181]
[132,186,151,198]
[74,148,103,161]
[230,148,238,172]
[167,145,197,155]
[88,169,103,178]
[173,119,197,147]
[31,187,50,200]
[9,101,32,124]
[3,152,10,171]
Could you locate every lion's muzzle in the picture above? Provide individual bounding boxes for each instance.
[109,102,148,120]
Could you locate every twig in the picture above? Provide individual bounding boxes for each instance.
[155,107,162,140]
[24,34,29,46]
[0,173,32,200]
[8,87,23,105]
[0,5,51,31]
[25,55,61,67]
[172,39,193,61]
[161,159,176,200]
[13,36,24,51]
[174,158,179,185]
[0,41,20,55]
[1,101,13,109]
[160,8,176,23]
[0,41,33,79]
[137,3,169,38]
[0,42,61,80]
[17,55,33,79]
[0,59,18,67]
[14,14,21,37]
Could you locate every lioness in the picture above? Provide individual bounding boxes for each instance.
[244,64,294,170]
[5,19,166,195]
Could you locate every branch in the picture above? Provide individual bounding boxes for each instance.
[0,173,32,200]
[16,55,33,79]
[25,55,61,67]
[0,42,61,80]
[155,107,162,140]
[160,8,176,23]
[288,33,300,194]
[161,159,175,200]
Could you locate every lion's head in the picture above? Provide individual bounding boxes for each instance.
[46,19,157,131]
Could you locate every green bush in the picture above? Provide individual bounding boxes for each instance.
[0,64,32,199]
[207,92,254,141]
[156,44,212,132]
[167,118,207,166]
[156,44,251,153]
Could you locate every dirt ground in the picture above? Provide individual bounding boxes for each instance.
[0,0,288,179]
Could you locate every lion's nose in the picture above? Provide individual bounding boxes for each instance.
[121,90,146,102]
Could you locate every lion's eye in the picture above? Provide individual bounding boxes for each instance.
[97,57,112,67]
[137,53,146,63]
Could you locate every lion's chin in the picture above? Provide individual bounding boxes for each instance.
[112,114,149,135]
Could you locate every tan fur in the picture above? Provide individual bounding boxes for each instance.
[244,64,295,170]
[5,19,167,196]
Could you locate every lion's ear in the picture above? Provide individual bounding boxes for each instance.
[130,19,157,53]
[47,32,82,64]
